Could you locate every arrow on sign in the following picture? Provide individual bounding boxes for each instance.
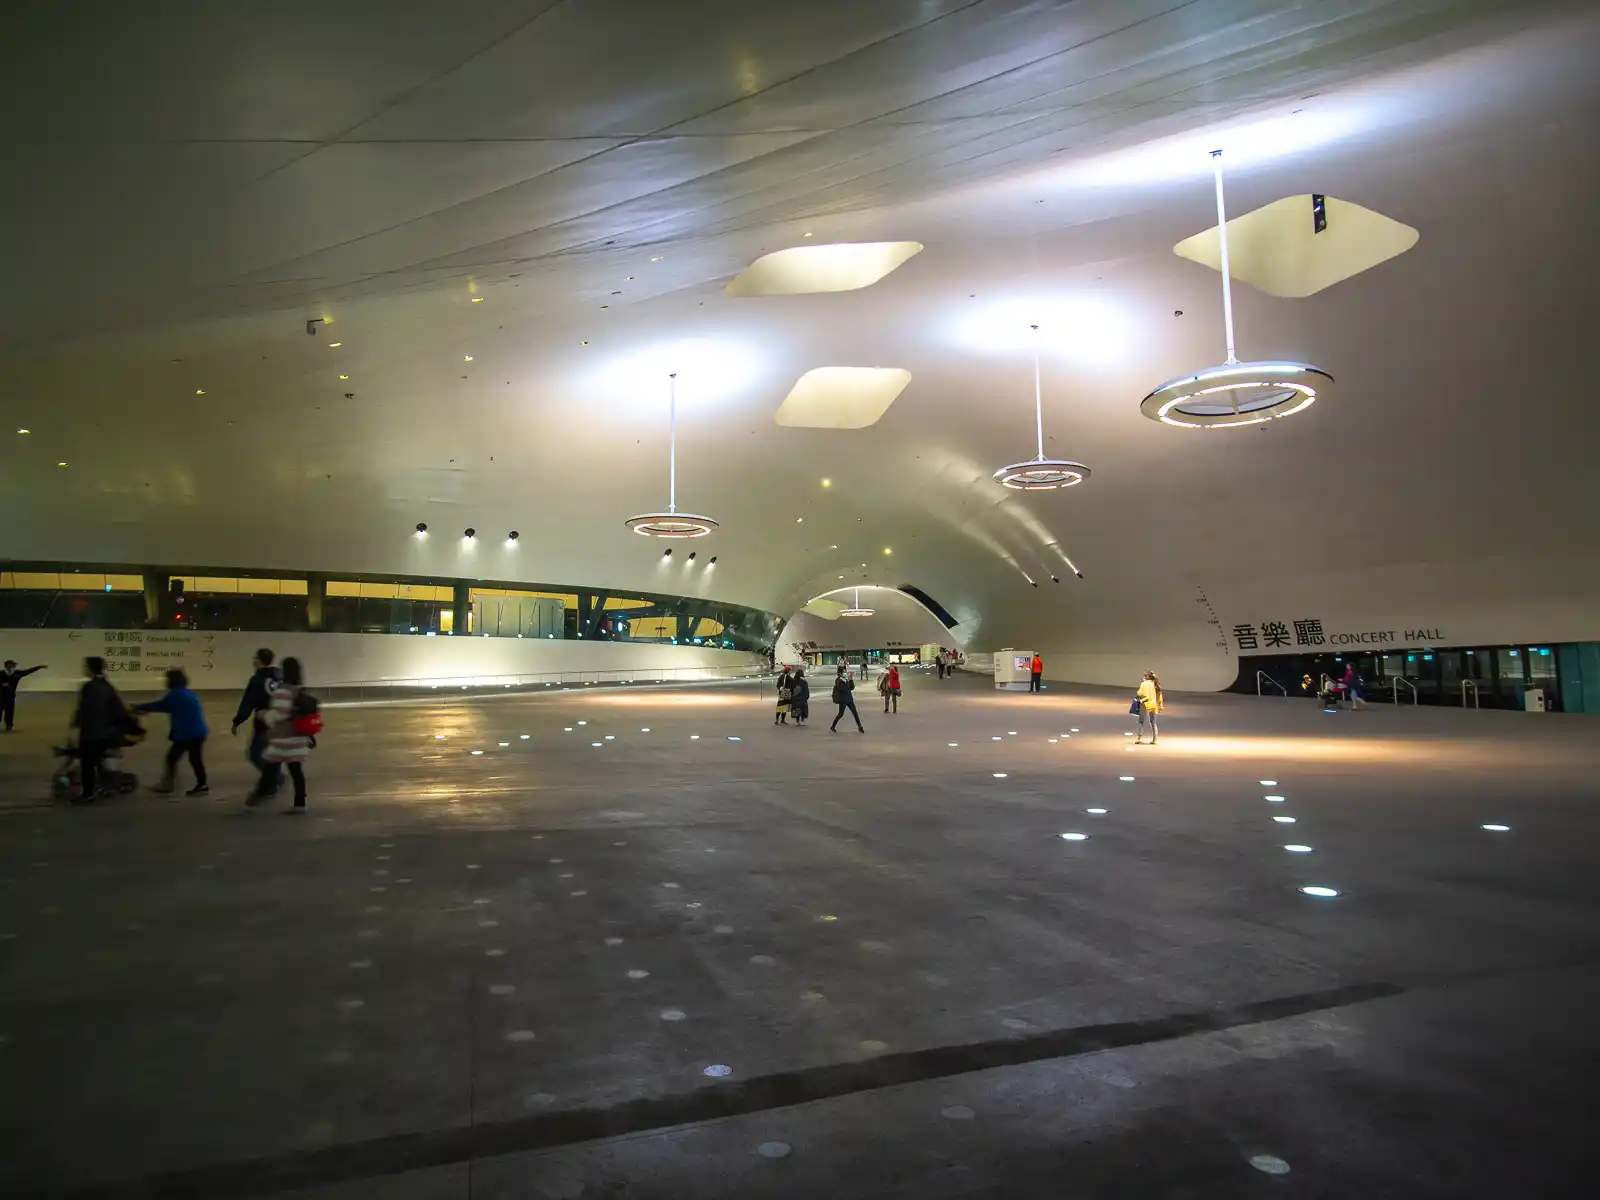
[68,631,82,641]
[203,636,215,643]
[201,647,215,657]
[201,661,214,670]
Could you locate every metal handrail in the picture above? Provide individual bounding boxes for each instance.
[1256,670,1286,696]
[1391,677,1417,705]
[1462,679,1480,709]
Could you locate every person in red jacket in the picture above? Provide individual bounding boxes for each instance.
[878,663,902,713]
[1029,653,1044,693]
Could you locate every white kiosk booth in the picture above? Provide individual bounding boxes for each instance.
[994,648,1034,691]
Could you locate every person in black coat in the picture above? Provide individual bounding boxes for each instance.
[829,665,864,733]
[790,668,811,727]
[1,659,47,731]
[72,657,130,800]
[232,648,282,796]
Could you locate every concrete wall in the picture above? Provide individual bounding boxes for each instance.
[0,628,763,694]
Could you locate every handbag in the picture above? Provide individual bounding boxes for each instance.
[1129,697,1142,715]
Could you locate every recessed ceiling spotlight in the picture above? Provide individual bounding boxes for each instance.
[463,355,474,362]
[650,256,662,262]
[663,547,673,558]
[56,461,67,467]
[687,551,696,561]
[821,478,831,487]
[796,517,803,523]
[507,531,519,541]
[626,373,720,538]
[1051,575,1060,583]
[1140,151,1333,428]
[708,556,717,565]
[415,522,428,535]
[463,528,476,539]
[338,374,349,380]
[194,388,206,395]
[994,324,1090,490]
[329,342,342,348]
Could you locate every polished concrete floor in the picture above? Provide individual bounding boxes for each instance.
[1,671,1596,1198]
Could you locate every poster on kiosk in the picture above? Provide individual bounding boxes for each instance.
[994,648,1034,691]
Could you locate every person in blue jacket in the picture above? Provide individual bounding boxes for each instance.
[136,668,210,795]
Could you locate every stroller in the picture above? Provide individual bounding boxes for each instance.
[52,721,147,802]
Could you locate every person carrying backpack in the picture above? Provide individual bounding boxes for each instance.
[247,656,320,813]
[829,665,864,734]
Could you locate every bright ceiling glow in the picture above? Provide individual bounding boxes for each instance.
[1284,845,1313,852]
[1265,795,1285,802]
[1300,886,1340,898]
[948,295,1130,367]
[1273,816,1296,823]
[1059,104,1371,188]
[775,367,912,429]
[1481,823,1510,832]
[1086,808,1107,814]
[1260,780,1277,786]
[726,241,923,296]
[1060,832,1087,841]
[589,336,763,412]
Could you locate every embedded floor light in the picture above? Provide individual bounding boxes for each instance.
[626,373,719,537]
[994,324,1090,489]
[839,587,874,617]
[1141,150,1334,428]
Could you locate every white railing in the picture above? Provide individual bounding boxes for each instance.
[1256,671,1287,696]
[1462,678,1480,709]
[1391,677,1417,705]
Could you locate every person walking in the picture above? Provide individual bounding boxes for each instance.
[829,665,865,733]
[135,668,210,795]
[1,659,47,731]
[1029,653,1044,693]
[249,656,313,813]
[879,663,902,713]
[1341,663,1367,710]
[234,649,282,801]
[1134,671,1164,744]
[774,666,793,725]
[72,657,130,802]
[790,667,811,727]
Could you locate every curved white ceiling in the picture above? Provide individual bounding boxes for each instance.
[1,0,1595,685]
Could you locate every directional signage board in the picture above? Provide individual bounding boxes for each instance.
[65,629,217,679]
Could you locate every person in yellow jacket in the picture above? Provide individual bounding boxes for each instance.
[1135,671,1164,744]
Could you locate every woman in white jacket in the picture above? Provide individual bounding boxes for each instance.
[247,656,313,812]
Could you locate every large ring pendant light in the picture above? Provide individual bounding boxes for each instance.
[994,324,1090,489]
[625,372,720,537]
[1141,150,1334,428]
[838,587,874,617]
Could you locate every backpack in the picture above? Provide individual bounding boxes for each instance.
[290,688,322,736]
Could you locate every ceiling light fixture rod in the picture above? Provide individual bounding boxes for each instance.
[667,371,678,514]
[1031,323,1045,461]
[1211,150,1237,366]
